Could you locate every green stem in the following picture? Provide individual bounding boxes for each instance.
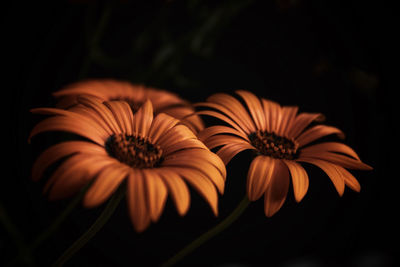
[30,184,90,250]
[161,196,250,267]
[52,185,125,267]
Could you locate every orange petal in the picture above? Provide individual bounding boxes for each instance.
[203,135,250,150]
[132,99,153,137]
[163,138,208,156]
[206,93,256,132]
[69,105,114,135]
[264,160,290,217]
[47,155,115,200]
[83,163,129,208]
[29,116,107,146]
[32,141,106,181]
[158,106,204,134]
[287,112,325,139]
[148,113,179,143]
[297,125,345,147]
[196,110,248,135]
[157,168,190,216]
[247,156,275,201]
[197,125,249,142]
[300,142,361,160]
[278,106,298,137]
[127,170,151,232]
[297,158,345,196]
[299,151,372,170]
[283,160,309,202]
[261,98,282,133]
[177,168,219,216]
[216,143,255,165]
[156,125,196,149]
[142,169,168,222]
[77,95,121,134]
[104,101,134,135]
[235,90,266,131]
[163,151,225,194]
[336,166,361,192]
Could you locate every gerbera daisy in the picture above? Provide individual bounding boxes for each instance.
[196,90,372,217]
[53,79,204,133]
[29,96,225,232]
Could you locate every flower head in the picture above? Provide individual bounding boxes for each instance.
[53,79,204,133]
[29,96,225,232]
[197,90,372,216]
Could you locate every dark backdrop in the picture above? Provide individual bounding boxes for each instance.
[2,1,396,266]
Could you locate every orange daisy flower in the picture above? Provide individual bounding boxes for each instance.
[29,96,225,232]
[196,90,372,217]
[53,79,204,133]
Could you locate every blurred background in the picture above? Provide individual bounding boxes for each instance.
[2,0,395,266]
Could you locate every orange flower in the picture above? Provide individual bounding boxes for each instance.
[53,79,204,133]
[29,96,225,232]
[196,91,372,217]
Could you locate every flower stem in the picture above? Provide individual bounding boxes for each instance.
[52,185,125,267]
[30,184,90,251]
[161,196,250,267]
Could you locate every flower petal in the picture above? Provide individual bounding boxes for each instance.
[177,168,219,216]
[142,169,168,222]
[29,116,106,146]
[77,95,121,134]
[46,155,116,200]
[299,151,372,170]
[132,99,153,137]
[197,125,250,142]
[247,156,275,201]
[83,163,129,208]
[196,110,248,135]
[297,158,345,196]
[216,143,255,165]
[278,106,298,137]
[336,166,361,192]
[206,93,256,132]
[148,113,179,143]
[283,160,309,202]
[297,125,345,147]
[261,98,282,133]
[103,101,134,135]
[32,141,106,181]
[300,142,361,160]
[235,90,266,131]
[127,170,151,232]
[157,168,190,216]
[287,112,325,139]
[203,135,251,150]
[264,159,290,217]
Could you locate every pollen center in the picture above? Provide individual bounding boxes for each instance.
[106,133,163,168]
[249,130,299,160]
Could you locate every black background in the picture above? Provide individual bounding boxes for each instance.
[1,0,396,266]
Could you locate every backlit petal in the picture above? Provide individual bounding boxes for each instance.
[297,125,345,147]
[216,143,255,165]
[236,90,266,131]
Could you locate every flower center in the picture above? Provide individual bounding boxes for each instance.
[249,130,299,160]
[106,133,163,168]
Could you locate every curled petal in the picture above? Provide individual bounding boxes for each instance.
[283,160,309,202]
[264,160,290,217]
[216,143,255,165]
[247,156,275,201]
[298,158,345,196]
[157,168,190,216]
